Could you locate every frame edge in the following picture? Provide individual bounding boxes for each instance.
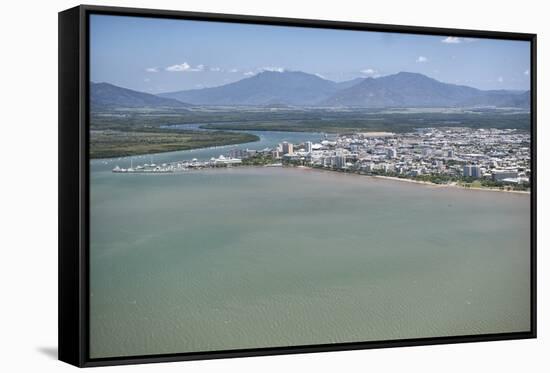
[58,5,85,368]
[58,4,537,367]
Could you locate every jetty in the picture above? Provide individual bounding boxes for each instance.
[112,155,242,173]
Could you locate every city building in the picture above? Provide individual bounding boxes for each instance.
[221,127,529,187]
[492,169,519,181]
[471,165,481,178]
[333,154,347,169]
[229,149,248,159]
[463,164,481,178]
[212,155,242,165]
[116,127,530,187]
[281,141,294,155]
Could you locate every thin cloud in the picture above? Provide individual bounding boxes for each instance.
[360,68,378,75]
[209,67,222,72]
[442,36,477,44]
[189,64,204,72]
[165,62,205,72]
[145,67,159,73]
[243,71,255,77]
[442,36,461,44]
[416,56,428,63]
[166,62,191,72]
[497,76,504,83]
[259,66,285,73]
[229,68,239,73]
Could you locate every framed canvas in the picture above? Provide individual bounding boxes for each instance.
[58,4,537,367]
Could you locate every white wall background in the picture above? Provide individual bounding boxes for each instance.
[0,0,546,371]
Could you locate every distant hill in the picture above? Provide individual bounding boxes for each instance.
[159,71,365,106]
[321,72,530,108]
[159,71,529,109]
[335,77,366,90]
[91,82,190,110]
[459,89,530,108]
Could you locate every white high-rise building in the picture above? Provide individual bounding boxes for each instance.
[471,165,481,178]
[333,154,347,169]
[463,164,481,178]
[387,148,397,159]
[281,142,294,155]
[305,141,313,153]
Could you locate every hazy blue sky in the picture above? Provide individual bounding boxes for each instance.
[90,14,531,93]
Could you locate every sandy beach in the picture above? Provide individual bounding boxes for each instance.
[295,166,530,195]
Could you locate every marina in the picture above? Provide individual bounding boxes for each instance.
[112,155,243,173]
[95,125,322,174]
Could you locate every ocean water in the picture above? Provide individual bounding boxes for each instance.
[89,166,530,358]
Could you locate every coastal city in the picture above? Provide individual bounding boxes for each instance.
[87,13,533,359]
[113,127,531,191]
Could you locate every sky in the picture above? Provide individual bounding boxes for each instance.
[90,14,531,93]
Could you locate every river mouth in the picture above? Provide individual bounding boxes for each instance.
[91,124,323,172]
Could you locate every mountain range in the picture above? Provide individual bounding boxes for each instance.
[159,71,347,106]
[159,71,529,108]
[93,71,530,110]
[321,72,530,108]
[90,82,189,109]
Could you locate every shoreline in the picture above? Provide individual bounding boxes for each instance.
[90,137,261,161]
[292,166,530,195]
[102,160,530,195]
[369,174,530,195]
[144,165,530,195]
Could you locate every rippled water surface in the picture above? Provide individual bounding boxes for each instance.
[90,165,530,358]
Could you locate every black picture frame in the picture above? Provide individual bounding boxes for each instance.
[59,4,537,367]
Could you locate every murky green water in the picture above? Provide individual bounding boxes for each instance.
[89,166,530,358]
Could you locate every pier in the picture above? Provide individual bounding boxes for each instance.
[112,155,242,173]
